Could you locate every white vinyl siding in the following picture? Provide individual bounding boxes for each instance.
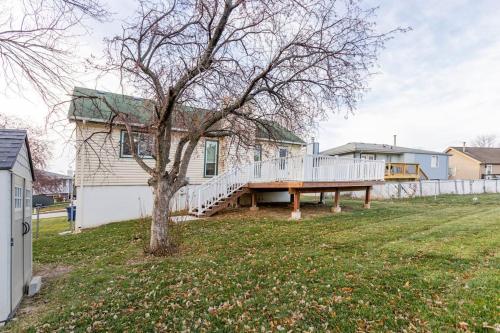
[75,123,304,186]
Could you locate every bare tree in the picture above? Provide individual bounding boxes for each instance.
[0,113,51,169]
[74,0,401,254]
[0,0,108,103]
[471,134,497,148]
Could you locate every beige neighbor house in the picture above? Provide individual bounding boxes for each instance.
[446,146,500,180]
[69,87,306,229]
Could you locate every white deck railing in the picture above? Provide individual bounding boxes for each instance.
[189,155,385,216]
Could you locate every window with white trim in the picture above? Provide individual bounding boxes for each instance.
[254,144,262,162]
[486,164,493,175]
[431,155,439,168]
[120,130,154,158]
[360,153,375,160]
[278,147,288,170]
[204,140,219,177]
[14,186,23,209]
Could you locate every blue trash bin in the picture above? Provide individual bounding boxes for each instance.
[66,206,76,221]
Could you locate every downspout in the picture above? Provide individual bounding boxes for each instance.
[77,120,86,232]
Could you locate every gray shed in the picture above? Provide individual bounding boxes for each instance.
[0,129,35,324]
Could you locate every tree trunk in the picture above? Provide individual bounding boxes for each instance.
[150,176,172,254]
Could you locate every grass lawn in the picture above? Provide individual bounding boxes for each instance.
[6,195,500,332]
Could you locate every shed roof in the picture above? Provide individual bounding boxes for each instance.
[449,147,500,164]
[322,142,448,156]
[68,87,305,145]
[0,129,35,178]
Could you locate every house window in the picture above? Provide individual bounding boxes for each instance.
[278,147,288,158]
[14,186,23,209]
[278,147,288,170]
[486,164,493,175]
[360,154,375,160]
[204,140,219,177]
[120,130,154,158]
[254,144,262,162]
[431,155,439,168]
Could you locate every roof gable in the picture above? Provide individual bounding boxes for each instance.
[0,129,35,179]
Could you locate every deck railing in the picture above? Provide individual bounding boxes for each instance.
[385,163,420,179]
[189,155,385,215]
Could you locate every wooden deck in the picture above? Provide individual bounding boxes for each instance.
[190,155,386,218]
[244,180,384,219]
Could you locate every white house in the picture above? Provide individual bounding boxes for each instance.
[0,129,36,324]
[69,87,307,228]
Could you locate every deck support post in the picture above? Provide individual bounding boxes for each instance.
[364,186,372,209]
[291,190,301,220]
[250,192,259,211]
[331,189,341,213]
[319,192,324,204]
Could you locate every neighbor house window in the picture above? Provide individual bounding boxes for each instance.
[120,130,154,158]
[431,155,439,168]
[486,164,493,175]
[14,187,23,209]
[360,154,375,160]
[254,144,262,162]
[204,140,219,177]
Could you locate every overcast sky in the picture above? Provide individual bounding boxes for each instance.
[1,0,500,174]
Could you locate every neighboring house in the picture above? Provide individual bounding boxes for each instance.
[33,170,73,202]
[321,142,449,181]
[0,129,35,323]
[446,146,500,179]
[69,87,306,228]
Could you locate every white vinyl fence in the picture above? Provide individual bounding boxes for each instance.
[351,179,500,200]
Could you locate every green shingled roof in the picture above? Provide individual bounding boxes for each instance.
[68,87,305,145]
[256,120,306,144]
[68,87,155,124]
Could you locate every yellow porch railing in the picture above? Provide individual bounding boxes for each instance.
[385,163,420,180]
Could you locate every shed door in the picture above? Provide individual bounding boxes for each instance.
[11,175,24,309]
[23,182,32,286]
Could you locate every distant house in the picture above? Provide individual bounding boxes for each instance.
[446,146,500,180]
[321,142,449,181]
[33,170,73,202]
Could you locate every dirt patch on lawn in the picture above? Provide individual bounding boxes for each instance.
[5,264,73,330]
[35,263,73,279]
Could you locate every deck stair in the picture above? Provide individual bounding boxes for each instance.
[189,187,250,217]
[188,155,385,217]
